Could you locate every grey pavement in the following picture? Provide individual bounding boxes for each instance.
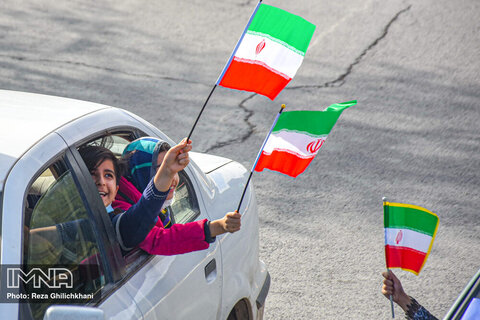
[0,0,479,319]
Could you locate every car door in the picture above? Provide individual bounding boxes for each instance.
[0,132,142,320]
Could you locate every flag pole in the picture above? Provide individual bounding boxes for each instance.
[187,0,263,141]
[383,196,395,319]
[236,103,285,213]
[187,84,217,141]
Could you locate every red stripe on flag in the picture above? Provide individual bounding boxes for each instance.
[219,58,291,100]
[254,150,314,178]
[385,245,427,274]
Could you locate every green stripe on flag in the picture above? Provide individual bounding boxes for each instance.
[272,100,356,136]
[384,202,439,236]
[248,4,316,54]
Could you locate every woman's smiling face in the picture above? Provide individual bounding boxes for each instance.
[90,159,119,207]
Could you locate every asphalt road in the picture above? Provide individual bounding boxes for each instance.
[1,0,479,319]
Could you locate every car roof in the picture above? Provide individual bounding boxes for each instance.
[0,90,111,187]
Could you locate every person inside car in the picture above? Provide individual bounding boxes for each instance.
[113,136,241,255]
[25,140,188,262]
[114,137,174,228]
[81,138,241,254]
[79,138,192,251]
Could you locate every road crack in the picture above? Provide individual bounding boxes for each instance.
[289,5,412,90]
[204,93,256,153]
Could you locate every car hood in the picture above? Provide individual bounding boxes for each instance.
[190,152,233,174]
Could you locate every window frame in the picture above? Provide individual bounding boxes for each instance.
[70,129,203,268]
[19,149,119,319]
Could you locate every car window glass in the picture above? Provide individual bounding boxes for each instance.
[170,170,200,224]
[459,280,480,319]
[87,134,131,157]
[23,162,105,320]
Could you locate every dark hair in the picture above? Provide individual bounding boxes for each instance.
[158,141,171,153]
[78,145,126,184]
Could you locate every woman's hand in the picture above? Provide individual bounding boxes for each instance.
[381,270,411,312]
[154,138,192,192]
[209,211,242,237]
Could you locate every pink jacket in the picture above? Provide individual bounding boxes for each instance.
[113,177,209,255]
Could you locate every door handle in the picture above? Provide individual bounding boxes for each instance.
[204,259,216,282]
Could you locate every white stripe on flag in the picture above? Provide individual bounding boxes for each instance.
[235,33,304,79]
[384,228,432,253]
[263,131,326,157]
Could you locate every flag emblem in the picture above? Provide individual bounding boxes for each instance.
[306,139,324,154]
[256,39,266,55]
[395,230,403,244]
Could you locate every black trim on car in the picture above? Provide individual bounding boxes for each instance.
[256,272,271,310]
[204,160,234,175]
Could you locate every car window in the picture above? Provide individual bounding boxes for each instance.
[170,170,200,224]
[87,134,132,157]
[85,133,201,225]
[79,133,200,267]
[23,160,105,320]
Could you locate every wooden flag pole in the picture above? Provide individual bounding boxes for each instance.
[236,104,285,213]
[187,0,263,141]
[383,196,395,318]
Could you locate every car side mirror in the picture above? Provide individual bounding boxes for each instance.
[43,305,104,320]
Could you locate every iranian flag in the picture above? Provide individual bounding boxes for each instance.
[217,3,316,100]
[384,202,439,275]
[254,100,356,177]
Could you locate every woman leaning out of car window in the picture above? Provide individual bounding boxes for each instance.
[78,138,241,254]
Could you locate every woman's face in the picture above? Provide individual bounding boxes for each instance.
[90,159,119,207]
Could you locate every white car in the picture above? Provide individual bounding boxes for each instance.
[0,90,270,320]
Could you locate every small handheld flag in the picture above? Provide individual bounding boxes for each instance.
[217,3,316,100]
[236,101,355,213]
[253,100,356,177]
[383,200,439,275]
[187,1,316,140]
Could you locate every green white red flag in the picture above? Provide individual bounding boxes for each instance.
[217,3,316,100]
[253,100,356,177]
[384,201,439,275]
